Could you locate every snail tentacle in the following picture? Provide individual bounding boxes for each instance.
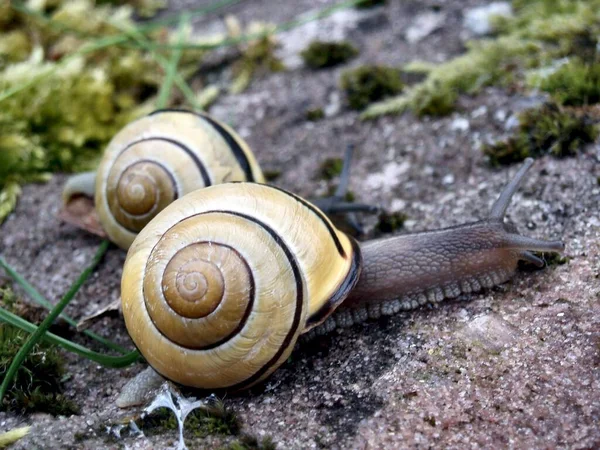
[312,145,380,235]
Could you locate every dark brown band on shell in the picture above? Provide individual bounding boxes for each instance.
[305,237,362,329]
[149,108,256,182]
[118,137,212,187]
[263,184,347,259]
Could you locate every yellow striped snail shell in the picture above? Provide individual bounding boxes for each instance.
[122,182,361,390]
[61,109,264,249]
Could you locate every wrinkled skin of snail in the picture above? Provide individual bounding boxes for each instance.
[122,183,361,390]
[120,158,564,394]
[62,109,264,249]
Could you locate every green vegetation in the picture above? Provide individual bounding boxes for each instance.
[363,0,600,119]
[231,32,285,94]
[139,400,240,438]
[0,322,78,415]
[538,59,600,106]
[99,0,166,18]
[263,169,282,181]
[340,65,403,110]
[0,0,206,224]
[542,252,570,266]
[376,211,407,233]
[355,0,387,8]
[483,102,598,166]
[222,435,276,450]
[98,398,275,448]
[320,157,344,180]
[301,40,358,69]
[306,107,325,121]
[0,426,31,448]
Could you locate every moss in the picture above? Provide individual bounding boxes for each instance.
[263,169,282,181]
[411,82,458,117]
[542,252,570,266]
[301,40,358,69]
[0,322,78,415]
[423,415,437,427]
[363,37,537,119]
[363,0,600,119]
[376,211,407,233]
[231,30,285,94]
[306,107,325,121]
[138,399,240,439]
[320,157,344,180]
[97,0,166,18]
[341,65,403,110]
[0,30,32,65]
[483,102,598,166]
[0,0,206,223]
[539,59,600,106]
[222,435,276,450]
[355,0,387,8]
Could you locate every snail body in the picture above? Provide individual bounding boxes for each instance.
[121,158,564,391]
[61,109,264,249]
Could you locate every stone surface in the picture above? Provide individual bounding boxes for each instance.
[463,2,512,36]
[1,0,599,449]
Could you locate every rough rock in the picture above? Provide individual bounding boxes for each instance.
[1,0,599,449]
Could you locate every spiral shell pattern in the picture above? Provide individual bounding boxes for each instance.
[96,109,264,249]
[122,183,361,390]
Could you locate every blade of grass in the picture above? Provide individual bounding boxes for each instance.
[112,22,201,110]
[0,240,111,403]
[123,0,368,51]
[0,254,129,354]
[155,14,189,109]
[0,307,141,367]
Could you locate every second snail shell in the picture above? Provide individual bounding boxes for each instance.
[122,182,361,390]
[95,109,264,249]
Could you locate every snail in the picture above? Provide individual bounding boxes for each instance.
[61,109,375,249]
[60,109,265,249]
[119,157,564,393]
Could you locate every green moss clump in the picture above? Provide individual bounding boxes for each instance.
[301,41,358,69]
[362,0,600,120]
[223,435,276,450]
[483,102,598,166]
[263,169,281,181]
[320,157,344,180]
[340,65,403,110]
[139,400,240,439]
[376,211,407,233]
[97,0,167,18]
[0,323,78,415]
[539,59,600,106]
[0,0,212,224]
[355,0,387,9]
[411,82,458,117]
[542,252,570,266]
[231,32,285,94]
[306,107,325,121]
